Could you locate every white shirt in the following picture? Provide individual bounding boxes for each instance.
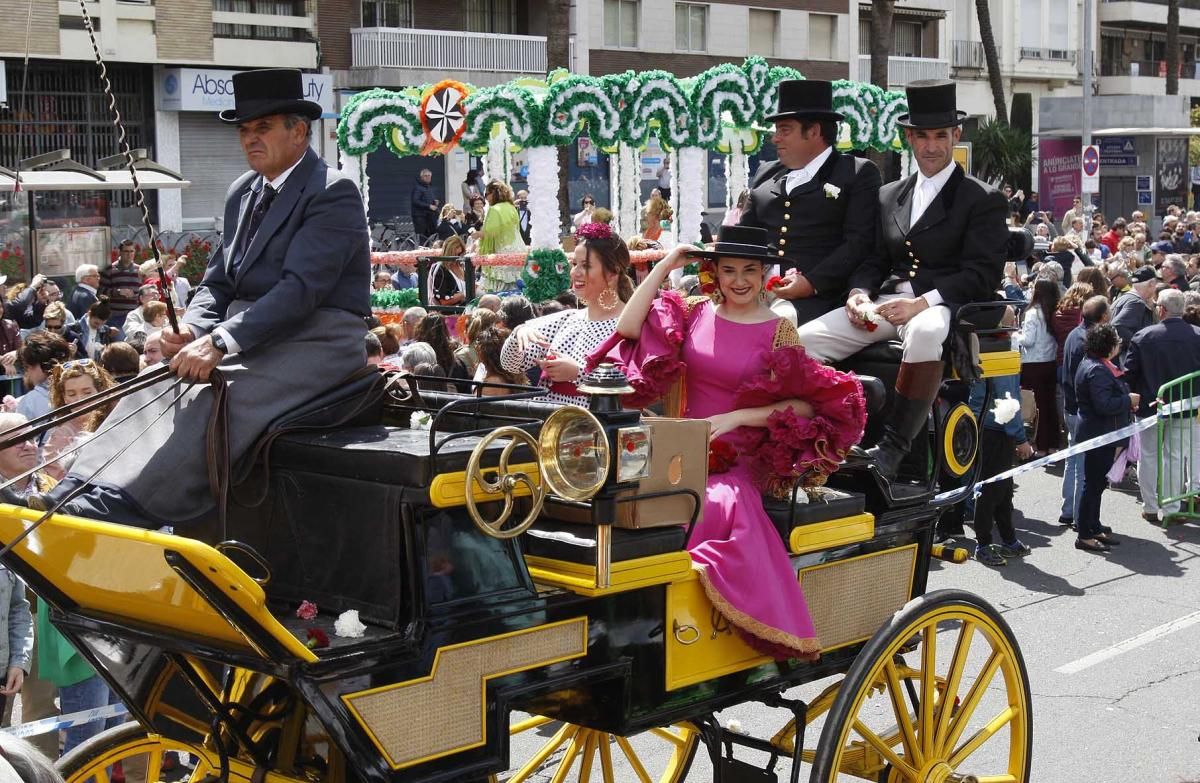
[212,154,307,355]
[900,160,958,309]
[784,146,834,194]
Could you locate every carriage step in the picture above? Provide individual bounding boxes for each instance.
[717,758,776,782]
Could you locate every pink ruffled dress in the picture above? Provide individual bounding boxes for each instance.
[588,291,866,659]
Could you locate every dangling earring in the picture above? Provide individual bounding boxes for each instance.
[711,288,724,304]
[598,287,619,311]
[759,288,767,303]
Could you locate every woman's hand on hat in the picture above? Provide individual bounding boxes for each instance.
[660,246,691,274]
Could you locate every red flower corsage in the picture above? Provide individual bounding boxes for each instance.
[708,440,738,474]
[306,628,330,649]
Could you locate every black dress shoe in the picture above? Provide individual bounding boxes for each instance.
[1095,532,1121,545]
[1075,538,1111,553]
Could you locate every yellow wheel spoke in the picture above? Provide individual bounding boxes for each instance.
[976,775,1018,783]
[145,751,165,783]
[851,720,918,779]
[510,714,555,735]
[943,650,1002,756]
[649,727,688,748]
[919,623,937,760]
[614,736,654,783]
[948,706,1018,768]
[577,733,598,783]
[883,659,923,767]
[548,731,585,783]
[934,620,976,757]
[598,734,616,783]
[94,769,111,783]
[509,723,578,783]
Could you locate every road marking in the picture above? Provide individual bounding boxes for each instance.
[1055,610,1200,675]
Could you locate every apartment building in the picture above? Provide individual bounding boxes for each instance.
[0,0,326,231]
[1098,0,1200,101]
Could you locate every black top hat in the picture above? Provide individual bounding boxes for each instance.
[764,80,843,123]
[896,79,967,129]
[219,69,323,125]
[687,226,777,263]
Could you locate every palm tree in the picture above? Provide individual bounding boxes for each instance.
[976,0,1007,120]
[546,0,572,226]
[1167,0,1180,95]
[868,2,895,178]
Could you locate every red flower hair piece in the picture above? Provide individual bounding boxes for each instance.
[576,222,613,241]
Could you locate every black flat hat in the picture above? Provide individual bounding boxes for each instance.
[896,79,967,129]
[219,68,322,124]
[687,226,777,263]
[765,79,843,123]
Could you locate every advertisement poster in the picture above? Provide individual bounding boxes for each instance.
[577,138,598,167]
[1155,137,1188,216]
[35,227,110,277]
[1038,138,1081,222]
[640,138,665,181]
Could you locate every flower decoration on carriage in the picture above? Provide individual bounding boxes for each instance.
[522,247,571,303]
[334,609,367,639]
[295,600,318,621]
[305,628,330,649]
[419,80,470,156]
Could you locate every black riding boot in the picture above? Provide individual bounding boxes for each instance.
[867,360,944,480]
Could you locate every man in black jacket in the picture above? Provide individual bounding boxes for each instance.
[738,79,880,324]
[798,80,1009,478]
[1110,266,1158,361]
[1122,288,1200,522]
[410,169,439,239]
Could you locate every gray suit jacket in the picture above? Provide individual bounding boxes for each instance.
[184,147,371,353]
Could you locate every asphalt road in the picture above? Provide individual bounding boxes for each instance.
[502,463,1200,782]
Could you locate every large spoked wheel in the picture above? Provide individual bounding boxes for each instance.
[491,714,699,782]
[809,590,1031,783]
[58,723,209,783]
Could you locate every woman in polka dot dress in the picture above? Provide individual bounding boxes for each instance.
[500,224,632,406]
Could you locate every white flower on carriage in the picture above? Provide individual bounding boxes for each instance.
[334,609,367,639]
[823,183,841,200]
[991,392,1021,426]
[410,411,432,430]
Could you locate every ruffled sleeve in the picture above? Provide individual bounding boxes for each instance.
[585,290,690,410]
[733,345,867,493]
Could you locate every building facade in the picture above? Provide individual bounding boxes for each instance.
[0,0,323,232]
[317,0,856,224]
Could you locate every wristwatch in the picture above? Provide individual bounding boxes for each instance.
[210,332,229,354]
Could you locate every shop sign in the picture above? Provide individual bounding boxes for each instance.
[157,68,334,116]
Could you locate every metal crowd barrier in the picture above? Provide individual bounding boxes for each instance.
[1155,369,1200,524]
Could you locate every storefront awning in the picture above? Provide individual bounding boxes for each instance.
[1037,126,1200,137]
[0,169,191,192]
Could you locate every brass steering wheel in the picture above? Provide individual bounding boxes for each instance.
[464,426,545,539]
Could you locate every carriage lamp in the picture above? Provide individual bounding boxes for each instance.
[579,363,652,484]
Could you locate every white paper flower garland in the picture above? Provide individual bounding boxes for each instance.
[525,146,560,250]
[677,147,705,246]
[619,143,640,240]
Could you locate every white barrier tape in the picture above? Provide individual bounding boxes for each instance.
[3,703,127,738]
[934,397,1200,503]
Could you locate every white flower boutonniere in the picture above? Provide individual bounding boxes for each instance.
[824,183,841,200]
[410,411,432,430]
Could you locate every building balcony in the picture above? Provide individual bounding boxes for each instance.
[952,39,986,71]
[1019,47,1077,64]
[1099,0,1200,28]
[856,55,949,86]
[348,27,551,88]
[1101,58,1199,78]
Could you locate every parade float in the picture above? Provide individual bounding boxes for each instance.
[341,57,910,311]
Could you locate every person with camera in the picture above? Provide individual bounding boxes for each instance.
[64,298,124,362]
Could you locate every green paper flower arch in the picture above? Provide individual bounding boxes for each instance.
[622,70,693,149]
[541,73,627,148]
[338,88,423,158]
[691,63,757,149]
[459,84,542,154]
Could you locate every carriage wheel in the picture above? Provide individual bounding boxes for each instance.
[57,722,211,783]
[491,715,699,783]
[808,590,1031,783]
[770,666,941,772]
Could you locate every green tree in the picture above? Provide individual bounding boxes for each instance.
[1167,0,1180,95]
[971,119,1033,187]
[976,0,1007,120]
[867,1,896,179]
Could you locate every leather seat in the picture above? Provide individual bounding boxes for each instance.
[523,517,687,564]
[271,425,533,487]
[762,489,866,541]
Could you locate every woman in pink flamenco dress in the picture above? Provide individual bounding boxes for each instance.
[588,228,867,660]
